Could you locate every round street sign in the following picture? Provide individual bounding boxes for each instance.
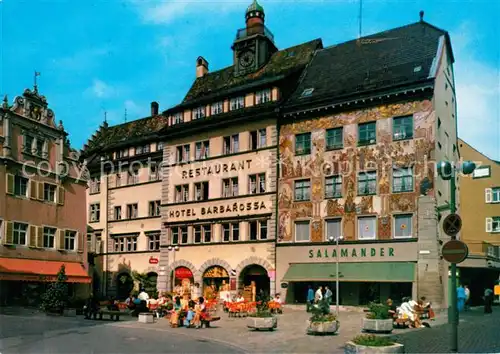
[442,240,469,264]
[442,213,462,237]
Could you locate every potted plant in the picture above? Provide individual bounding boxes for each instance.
[363,302,393,333]
[40,265,69,315]
[345,334,404,353]
[247,293,277,331]
[307,298,339,335]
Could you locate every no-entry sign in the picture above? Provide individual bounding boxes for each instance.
[442,240,469,264]
[442,214,462,237]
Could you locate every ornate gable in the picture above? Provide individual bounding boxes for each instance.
[10,88,57,128]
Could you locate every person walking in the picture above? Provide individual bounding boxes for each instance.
[324,286,333,305]
[315,286,323,303]
[464,285,471,311]
[484,287,493,314]
[306,285,314,312]
[457,284,466,312]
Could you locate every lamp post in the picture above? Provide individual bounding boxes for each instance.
[329,235,344,316]
[168,245,179,291]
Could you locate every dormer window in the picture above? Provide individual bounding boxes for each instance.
[211,102,224,115]
[173,112,183,125]
[116,149,129,159]
[193,106,206,120]
[230,96,245,111]
[256,89,271,104]
[301,88,314,97]
[135,144,150,155]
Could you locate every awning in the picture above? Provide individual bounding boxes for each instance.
[0,258,91,283]
[282,262,415,282]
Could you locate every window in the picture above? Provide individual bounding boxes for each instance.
[36,139,45,157]
[43,227,56,248]
[249,220,268,240]
[211,101,223,115]
[14,176,28,197]
[115,173,122,187]
[486,217,500,233]
[222,178,238,197]
[90,203,100,222]
[149,164,159,181]
[491,188,500,203]
[358,171,377,195]
[295,221,310,242]
[128,168,139,184]
[393,116,413,140]
[43,183,56,202]
[149,200,161,216]
[393,167,413,193]
[195,140,210,160]
[126,203,138,219]
[250,129,266,149]
[295,133,311,155]
[176,144,191,163]
[358,122,376,146]
[90,177,101,194]
[194,181,209,201]
[358,216,376,240]
[325,219,341,241]
[180,226,188,244]
[230,96,244,111]
[64,230,76,251]
[116,149,129,159]
[148,233,160,251]
[193,106,206,120]
[24,135,34,153]
[473,166,491,179]
[113,235,137,252]
[171,228,179,244]
[222,223,230,242]
[231,223,239,241]
[114,206,122,220]
[294,179,310,201]
[194,225,212,243]
[135,144,150,155]
[221,223,239,242]
[173,112,183,125]
[223,134,239,154]
[325,175,342,198]
[175,184,189,202]
[301,88,314,97]
[13,222,28,245]
[326,128,343,150]
[249,173,266,194]
[394,214,413,238]
[256,89,271,104]
[157,142,164,151]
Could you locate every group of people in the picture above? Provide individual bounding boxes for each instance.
[457,284,495,313]
[306,285,333,311]
[387,297,434,329]
[169,296,210,328]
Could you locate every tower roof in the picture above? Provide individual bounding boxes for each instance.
[246,0,264,17]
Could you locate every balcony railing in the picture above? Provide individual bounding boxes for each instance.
[235,24,274,43]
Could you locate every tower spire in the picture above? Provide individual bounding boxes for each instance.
[34,71,41,93]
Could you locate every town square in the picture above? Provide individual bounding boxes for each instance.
[1,0,499,352]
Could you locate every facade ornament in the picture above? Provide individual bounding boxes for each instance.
[2,95,8,109]
[58,120,64,131]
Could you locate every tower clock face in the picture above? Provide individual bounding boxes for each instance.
[240,51,255,68]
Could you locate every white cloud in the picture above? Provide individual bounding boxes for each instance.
[453,23,500,160]
[87,79,115,98]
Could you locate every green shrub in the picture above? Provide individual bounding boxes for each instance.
[250,291,274,318]
[366,302,390,320]
[352,334,395,347]
[310,298,338,323]
[40,265,69,313]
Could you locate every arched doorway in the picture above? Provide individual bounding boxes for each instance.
[202,266,229,300]
[144,272,158,298]
[239,264,270,301]
[172,267,194,300]
[116,272,134,300]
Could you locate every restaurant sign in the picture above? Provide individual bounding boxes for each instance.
[309,246,395,259]
[180,160,253,180]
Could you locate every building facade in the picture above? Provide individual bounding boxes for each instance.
[0,87,89,305]
[275,19,459,308]
[457,139,500,305]
[83,103,167,298]
[156,2,321,302]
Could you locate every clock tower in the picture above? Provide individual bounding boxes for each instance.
[232,0,278,76]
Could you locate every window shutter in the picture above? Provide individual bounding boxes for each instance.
[57,186,65,205]
[37,227,44,248]
[37,182,44,200]
[6,174,14,195]
[486,218,493,233]
[57,229,65,249]
[77,232,84,253]
[4,222,14,244]
[28,225,37,247]
[29,180,38,199]
[485,188,492,203]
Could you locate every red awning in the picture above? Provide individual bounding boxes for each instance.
[0,257,91,283]
[175,267,193,279]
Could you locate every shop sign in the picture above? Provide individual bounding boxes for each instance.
[175,267,193,279]
[281,283,288,289]
[149,257,159,264]
[308,246,395,259]
[167,201,268,219]
[180,160,252,180]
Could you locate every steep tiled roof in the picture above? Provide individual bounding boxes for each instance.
[177,39,323,108]
[82,115,168,155]
[284,21,451,110]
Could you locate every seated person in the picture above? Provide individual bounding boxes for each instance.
[273,294,282,304]
[107,297,119,311]
[236,293,245,302]
[386,298,397,317]
[169,297,182,328]
[184,300,196,327]
[400,298,424,328]
[420,296,435,319]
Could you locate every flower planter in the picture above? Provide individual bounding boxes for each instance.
[138,312,154,323]
[362,318,393,333]
[247,316,277,331]
[344,341,404,354]
[307,320,339,335]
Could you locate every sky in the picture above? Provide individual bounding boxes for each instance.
[1,0,499,160]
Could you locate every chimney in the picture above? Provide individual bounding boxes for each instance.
[196,56,209,78]
[151,101,159,116]
[419,10,424,22]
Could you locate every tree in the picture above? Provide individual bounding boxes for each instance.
[40,265,69,313]
[132,271,158,299]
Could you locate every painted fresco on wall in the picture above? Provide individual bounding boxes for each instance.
[278,100,435,242]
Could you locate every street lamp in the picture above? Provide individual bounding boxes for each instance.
[328,235,344,316]
[168,245,180,291]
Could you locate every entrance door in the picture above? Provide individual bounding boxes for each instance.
[239,265,269,301]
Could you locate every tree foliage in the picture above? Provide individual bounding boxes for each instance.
[40,265,69,313]
[132,271,158,299]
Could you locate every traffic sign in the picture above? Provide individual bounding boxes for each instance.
[443,213,462,237]
[442,240,469,264]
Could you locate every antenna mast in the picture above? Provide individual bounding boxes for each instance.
[358,0,363,39]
